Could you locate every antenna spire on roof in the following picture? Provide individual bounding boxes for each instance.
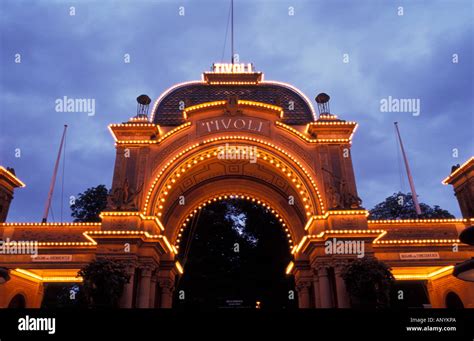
[231,0,234,64]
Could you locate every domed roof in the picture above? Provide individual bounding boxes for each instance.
[151,80,316,126]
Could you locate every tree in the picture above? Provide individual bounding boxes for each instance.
[70,185,108,222]
[369,192,454,220]
[78,259,130,308]
[342,258,395,308]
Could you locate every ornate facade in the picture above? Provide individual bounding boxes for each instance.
[1,66,473,308]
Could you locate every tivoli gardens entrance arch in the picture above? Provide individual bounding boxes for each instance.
[1,63,473,309]
[103,61,368,307]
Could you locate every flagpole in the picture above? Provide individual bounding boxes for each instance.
[394,122,422,215]
[42,125,68,222]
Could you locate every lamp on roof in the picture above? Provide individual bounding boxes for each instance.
[136,94,152,119]
[315,93,330,115]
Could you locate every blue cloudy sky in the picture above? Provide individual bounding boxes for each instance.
[0,0,472,222]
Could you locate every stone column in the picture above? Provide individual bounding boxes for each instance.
[296,281,311,309]
[318,267,332,308]
[119,266,136,308]
[137,267,152,308]
[149,274,157,308]
[159,279,174,308]
[334,265,351,308]
[312,270,321,308]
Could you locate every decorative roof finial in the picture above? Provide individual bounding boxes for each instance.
[315,92,330,116]
[136,94,151,118]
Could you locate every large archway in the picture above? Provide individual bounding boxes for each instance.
[144,138,323,247]
[104,66,362,309]
[173,197,298,310]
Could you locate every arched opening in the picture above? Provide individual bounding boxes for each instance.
[8,294,26,308]
[445,291,464,309]
[173,197,297,310]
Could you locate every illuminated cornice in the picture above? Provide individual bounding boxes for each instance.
[83,230,174,254]
[175,260,184,274]
[313,210,369,221]
[286,261,294,275]
[392,266,454,280]
[277,122,353,144]
[374,238,460,245]
[99,212,165,231]
[0,166,26,188]
[368,218,471,224]
[292,229,385,255]
[182,100,284,120]
[111,122,191,145]
[0,222,101,227]
[12,269,82,283]
[305,121,359,142]
[442,157,474,185]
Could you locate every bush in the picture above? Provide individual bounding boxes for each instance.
[78,259,130,308]
[342,258,395,308]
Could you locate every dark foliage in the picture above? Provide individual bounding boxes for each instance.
[174,199,297,310]
[78,259,130,308]
[369,192,454,220]
[70,185,108,222]
[342,258,395,308]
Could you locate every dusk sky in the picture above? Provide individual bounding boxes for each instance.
[0,0,472,222]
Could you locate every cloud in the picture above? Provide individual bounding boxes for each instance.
[1,0,472,220]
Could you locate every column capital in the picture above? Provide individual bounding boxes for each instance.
[158,278,174,291]
[139,263,157,277]
[296,280,312,291]
[334,260,350,274]
[116,259,138,273]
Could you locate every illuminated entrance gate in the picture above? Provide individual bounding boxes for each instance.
[2,63,473,309]
[103,63,366,308]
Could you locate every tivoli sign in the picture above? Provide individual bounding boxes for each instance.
[197,117,270,136]
[212,63,254,73]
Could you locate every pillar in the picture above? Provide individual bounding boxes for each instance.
[296,281,311,308]
[159,279,174,308]
[312,270,321,308]
[334,265,351,308]
[149,275,157,308]
[137,267,152,308]
[119,266,136,308]
[318,267,332,308]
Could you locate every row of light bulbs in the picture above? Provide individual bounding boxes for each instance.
[174,193,294,252]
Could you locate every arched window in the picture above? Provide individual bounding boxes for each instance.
[8,294,26,308]
[445,291,464,309]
